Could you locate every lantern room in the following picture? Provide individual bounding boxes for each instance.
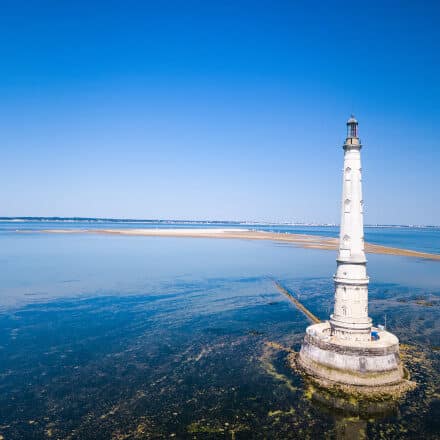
[346,115,358,138]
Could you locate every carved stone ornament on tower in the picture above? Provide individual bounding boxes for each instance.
[295,116,412,394]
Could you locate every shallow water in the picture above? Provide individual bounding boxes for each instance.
[0,231,439,439]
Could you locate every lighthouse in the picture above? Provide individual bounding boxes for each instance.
[297,117,409,392]
[330,116,372,342]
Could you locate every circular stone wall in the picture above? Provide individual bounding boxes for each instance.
[298,322,405,388]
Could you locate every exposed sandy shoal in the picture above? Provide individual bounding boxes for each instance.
[26,228,440,261]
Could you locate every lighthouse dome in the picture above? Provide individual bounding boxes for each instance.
[347,115,358,124]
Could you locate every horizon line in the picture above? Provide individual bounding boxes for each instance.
[0,216,438,229]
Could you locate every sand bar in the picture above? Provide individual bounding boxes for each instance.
[22,228,440,261]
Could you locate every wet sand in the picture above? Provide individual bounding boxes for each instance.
[27,228,440,261]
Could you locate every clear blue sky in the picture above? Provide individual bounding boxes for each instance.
[1,1,439,225]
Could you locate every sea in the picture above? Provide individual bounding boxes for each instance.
[0,219,439,439]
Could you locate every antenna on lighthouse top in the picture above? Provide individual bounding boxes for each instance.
[346,115,358,138]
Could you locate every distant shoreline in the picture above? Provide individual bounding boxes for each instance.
[21,228,440,261]
[1,217,439,228]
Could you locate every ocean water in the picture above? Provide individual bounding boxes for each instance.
[0,223,439,438]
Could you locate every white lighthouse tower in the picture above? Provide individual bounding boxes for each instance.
[297,117,408,392]
[330,116,372,342]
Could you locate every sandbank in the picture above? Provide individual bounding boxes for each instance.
[22,228,440,261]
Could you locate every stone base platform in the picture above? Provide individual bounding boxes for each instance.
[297,322,413,395]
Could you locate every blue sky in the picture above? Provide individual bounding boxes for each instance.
[1,1,439,224]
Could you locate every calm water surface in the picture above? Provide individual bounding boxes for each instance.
[0,227,439,439]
